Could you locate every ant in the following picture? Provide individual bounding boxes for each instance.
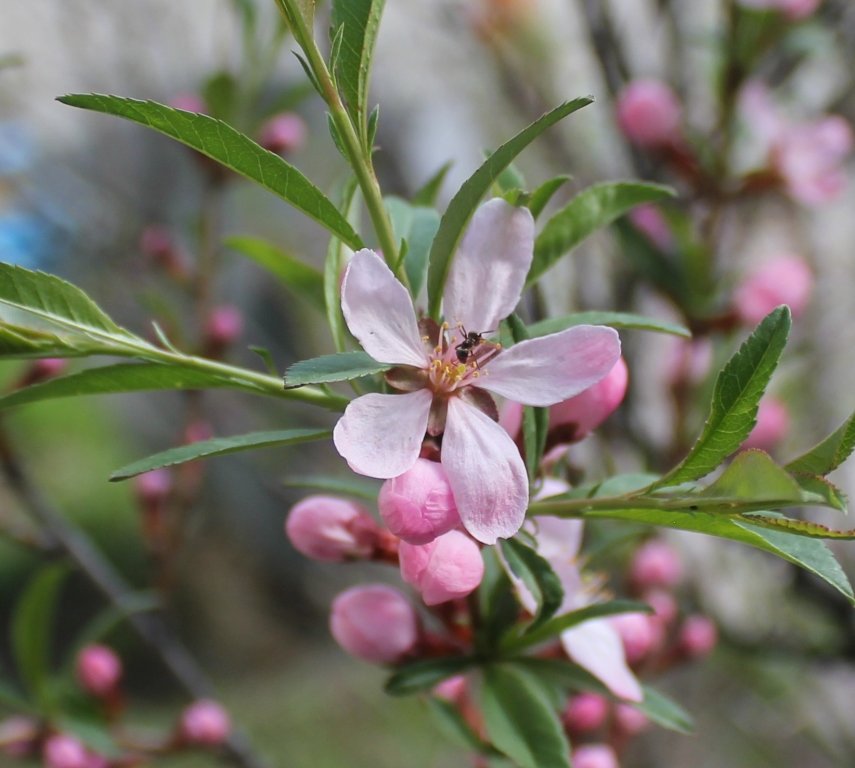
[454,326,492,364]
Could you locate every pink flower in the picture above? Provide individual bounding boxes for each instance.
[733,255,813,326]
[378,458,460,544]
[333,199,621,544]
[507,480,643,702]
[611,612,662,664]
[573,743,620,768]
[76,644,122,697]
[399,529,484,605]
[433,674,468,703]
[629,538,682,590]
[678,614,718,658]
[562,692,609,733]
[615,80,682,148]
[285,495,379,561]
[42,735,89,768]
[614,703,650,735]
[329,584,418,663]
[743,396,790,451]
[258,112,307,155]
[179,700,232,746]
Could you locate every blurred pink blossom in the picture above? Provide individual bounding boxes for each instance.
[678,614,718,658]
[562,693,609,733]
[76,644,122,697]
[628,204,673,250]
[258,112,307,155]
[743,396,790,451]
[630,538,682,589]
[180,699,232,746]
[733,255,813,325]
[43,735,89,768]
[285,496,378,562]
[610,612,662,664]
[573,743,621,768]
[616,80,682,148]
[399,529,484,605]
[614,703,650,735]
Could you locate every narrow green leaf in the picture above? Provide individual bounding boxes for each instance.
[790,474,848,512]
[528,181,676,286]
[527,175,571,220]
[331,0,386,132]
[0,322,94,358]
[282,473,381,501]
[58,94,362,249]
[652,307,791,489]
[737,513,855,540]
[385,657,475,697]
[427,98,593,318]
[386,197,440,299]
[0,363,265,410]
[786,410,855,477]
[225,236,325,309]
[638,685,694,734]
[481,664,571,768]
[424,698,498,756]
[110,428,330,481]
[501,539,563,632]
[528,311,690,339]
[12,563,69,705]
[284,350,389,387]
[413,162,453,207]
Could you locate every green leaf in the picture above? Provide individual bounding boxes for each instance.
[424,697,498,756]
[500,539,563,633]
[652,306,791,489]
[281,473,381,501]
[527,175,571,220]
[528,311,690,339]
[0,362,266,410]
[528,181,676,286]
[0,322,94,358]
[427,97,593,318]
[412,162,453,207]
[492,159,526,195]
[637,685,694,734]
[737,513,855,541]
[11,563,69,706]
[0,676,32,712]
[385,657,476,697]
[481,664,571,768]
[386,197,440,299]
[786,410,855,477]
[110,428,330,481]
[58,94,362,249]
[225,236,325,309]
[325,178,360,352]
[284,350,389,387]
[201,71,238,121]
[331,0,385,135]
[700,450,803,503]
[790,474,847,513]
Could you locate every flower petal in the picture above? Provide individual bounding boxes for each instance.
[561,620,643,702]
[442,398,529,544]
[443,199,534,334]
[341,249,429,367]
[478,325,621,406]
[333,390,432,478]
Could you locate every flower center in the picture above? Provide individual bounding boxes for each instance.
[425,323,501,395]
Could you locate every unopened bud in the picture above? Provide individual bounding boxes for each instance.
[678,614,718,658]
[743,396,790,451]
[610,612,661,664]
[616,80,682,148]
[399,530,484,605]
[134,469,173,506]
[733,255,813,325]
[433,674,468,703]
[42,734,89,768]
[572,743,620,768]
[258,113,307,155]
[76,644,122,697]
[644,589,679,627]
[16,358,68,389]
[378,459,460,544]
[330,584,418,664]
[179,699,232,746]
[614,703,650,735]
[140,225,187,279]
[203,305,244,355]
[630,539,682,590]
[285,495,379,562]
[562,693,609,733]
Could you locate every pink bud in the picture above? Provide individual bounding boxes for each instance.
[31,358,68,380]
[644,589,679,627]
[562,693,609,733]
[179,699,232,746]
[399,530,484,606]
[433,674,468,703]
[743,396,790,451]
[548,357,628,441]
[611,612,661,664]
[134,469,173,506]
[630,539,682,589]
[378,459,460,545]
[628,204,673,250]
[285,495,379,562]
[616,80,682,148]
[614,703,650,735]
[258,112,307,155]
[678,614,718,658]
[204,305,244,349]
[42,734,89,768]
[184,420,214,444]
[573,743,620,768]
[169,93,207,114]
[76,644,122,697]
[329,584,418,664]
[733,255,813,326]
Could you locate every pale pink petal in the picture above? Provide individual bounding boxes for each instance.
[478,326,621,406]
[333,390,432,478]
[561,620,643,702]
[530,516,584,563]
[442,398,529,544]
[443,199,534,334]
[341,249,429,367]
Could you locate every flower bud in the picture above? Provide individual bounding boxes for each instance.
[616,80,682,148]
[179,699,232,746]
[610,612,661,664]
[733,255,813,325]
[433,674,467,703]
[548,357,628,442]
[614,703,650,735]
[43,734,89,768]
[134,468,173,506]
[399,530,484,606]
[644,589,679,627]
[378,459,460,544]
[678,614,718,658]
[285,495,379,562]
[16,358,68,390]
[258,112,307,155]
[562,693,609,733]
[572,743,620,768]
[203,305,244,355]
[743,396,790,451]
[630,539,682,590]
[329,584,418,663]
[76,644,122,697]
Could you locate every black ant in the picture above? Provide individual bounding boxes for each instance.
[455,327,492,363]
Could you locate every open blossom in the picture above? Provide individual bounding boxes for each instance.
[333,199,621,544]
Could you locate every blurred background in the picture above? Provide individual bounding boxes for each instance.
[1,0,854,766]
